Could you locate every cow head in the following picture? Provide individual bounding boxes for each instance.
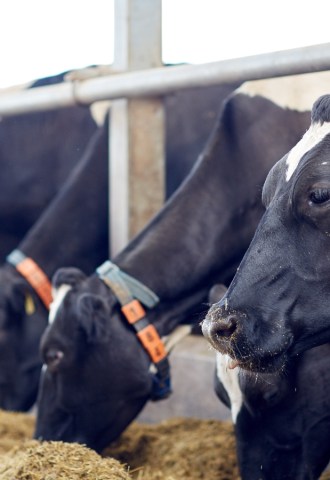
[0,264,47,410]
[35,267,154,452]
[203,94,330,373]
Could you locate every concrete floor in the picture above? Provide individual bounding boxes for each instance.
[137,334,231,424]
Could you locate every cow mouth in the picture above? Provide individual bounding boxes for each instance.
[228,350,289,374]
[207,333,292,374]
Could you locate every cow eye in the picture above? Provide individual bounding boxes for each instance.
[309,188,330,205]
[44,348,64,372]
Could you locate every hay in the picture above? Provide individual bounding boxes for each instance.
[105,417,240,480]
[105,417,330,480]
[322,472,330,480]
[0,410,34,454]
[0,440,130,480]
[0,410,329,480]
[0,411,129,479]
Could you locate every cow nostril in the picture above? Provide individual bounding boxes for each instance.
[213,315,237,339]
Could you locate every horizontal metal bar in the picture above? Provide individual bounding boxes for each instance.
[1,43,330,116]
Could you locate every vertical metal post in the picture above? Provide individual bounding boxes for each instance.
[110,0,165,256]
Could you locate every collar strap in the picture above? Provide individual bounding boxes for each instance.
[96,260,171,401]
[6,249,53,309]
[96,260,159,308]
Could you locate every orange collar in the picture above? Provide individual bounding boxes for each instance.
[121,298,167,364]
[96,260,171,400]
[7,250,53,310]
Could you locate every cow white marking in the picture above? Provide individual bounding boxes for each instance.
[238,71,330,112]
[48,284,72,324]
[216,353,242,423]
[286,121,330,181]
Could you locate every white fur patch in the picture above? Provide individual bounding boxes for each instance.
[285,121,330,181]
[238,71,330,112]
[48,284,72,324]
[89,100,112,126]
[216,353,242,423]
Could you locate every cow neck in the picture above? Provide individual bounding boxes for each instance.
[113,95,303,337]
[112,144,234,335]
[15,125,109,280]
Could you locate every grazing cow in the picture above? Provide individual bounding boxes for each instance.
[0,122,109,411]
[34,72,329,453]
[208,286,330,480]
[202,92,330,375]
[0,78,235,412]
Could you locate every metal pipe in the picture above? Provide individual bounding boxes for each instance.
[1,43,330,116]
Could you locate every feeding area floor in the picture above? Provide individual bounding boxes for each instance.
[0,410,328,479]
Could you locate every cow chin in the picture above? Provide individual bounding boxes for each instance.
[213,341,289,374]
[35,408,118,453]
[234,348,289,374]
[35,397,148,453]
[74,400,147,453]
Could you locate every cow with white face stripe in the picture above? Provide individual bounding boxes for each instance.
[203,93,330,373]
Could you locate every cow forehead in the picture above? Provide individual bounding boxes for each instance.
[49,284,72,324]
[285,122,330,181]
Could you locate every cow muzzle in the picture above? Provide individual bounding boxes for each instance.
[202,301,243,355]
[203,299,293,373]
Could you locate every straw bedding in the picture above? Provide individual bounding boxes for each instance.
[0,440,130,480]
[0,410,329,480]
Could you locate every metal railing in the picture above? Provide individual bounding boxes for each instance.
[1,43,330,116]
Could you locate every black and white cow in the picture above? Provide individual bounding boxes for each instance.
[208,286,330,480]
[34,72,328,453]
[202,92,330,372]
[0,122,109,411]
[202,92,330,476]
[201,90,330,479]
[0,76,235,412]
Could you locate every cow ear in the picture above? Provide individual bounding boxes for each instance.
[77,293,110,343]
[52,267,86,289]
